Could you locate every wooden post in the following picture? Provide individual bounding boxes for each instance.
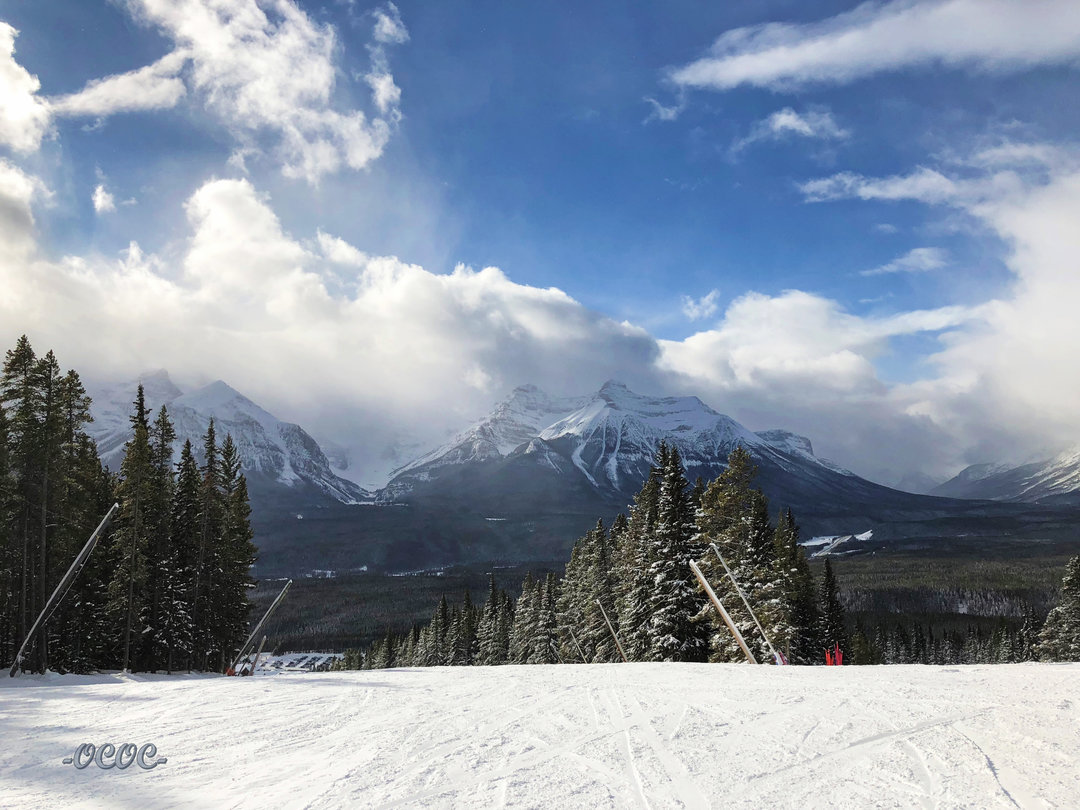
[689,559,757,665]
[595,599,629,663]
[710,544,785,665]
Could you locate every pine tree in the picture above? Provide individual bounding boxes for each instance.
[615,473,658,663]
[109,386,155,672]
[140,406,176,671]
[476,574,500,665]
[647,445,708,662]
[531,573,559,664]
[510,572,537,664]
[1037,555,1080,661]
[819,558,847,657]
[774,508,820,664]
[169,440,201,671]
[192,419,225,670]
[211,435,257,672]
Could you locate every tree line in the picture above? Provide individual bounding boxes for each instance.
[342,443,1080,669]
[0,336,257,674]
[339,443,849,669]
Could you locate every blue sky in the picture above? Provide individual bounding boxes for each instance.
[3,0,1080,486]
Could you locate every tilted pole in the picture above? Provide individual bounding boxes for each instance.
[568,628,588,663]
[711,544,786,665]
[689,559,757,664]
[595,599,629,663]
[230,579,292,674]
[10,503,120,677]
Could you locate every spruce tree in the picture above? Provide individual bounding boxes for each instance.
[170,440,201,671]
[110,386,155,671]
[1037,555,1080,661]
[774,508,821,664]
[647,445,708,662]
[510,572,537,664]
[819,558,847,657]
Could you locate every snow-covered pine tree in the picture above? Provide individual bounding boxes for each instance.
[819,558,847,657]
[171,440,201,671]
[494,590,513,664]
[1037,555,1080,661]
[213,435,257,672]
[557,530,590,662]
[773,508,820,664]
[694,447,794,663]
[110,385,155,672]
[582,520,622,662]
[647,445,709,662]
[510,572,537,664]
[140,405,176,672]
[530,573,559,664]
[476,574,499,665]
[615,470,660,663]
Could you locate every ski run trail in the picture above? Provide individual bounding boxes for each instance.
[2,662,1078,808]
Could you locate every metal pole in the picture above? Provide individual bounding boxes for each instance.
[568,628,588,663]
[595,599,629,663]
[229,579,292,674]
[689,559,757,664]
[9,503,120,677]
[711,544,785,665]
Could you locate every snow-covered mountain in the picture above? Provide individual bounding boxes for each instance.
[88,372,369,505]
[381,384,588,499]
[935,448,1080,504]
[383,380,854,503]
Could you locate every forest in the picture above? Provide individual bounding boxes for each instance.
[0,336,257,674]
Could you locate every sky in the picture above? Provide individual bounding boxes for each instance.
[3,0,1080,488]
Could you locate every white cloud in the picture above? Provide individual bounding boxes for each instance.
[45,1,408,184]
[371,2,409,45]
[801,139,1080,465]
[660,289,977,396]
[670,0,1080,92]
[0,175,659,478]
[0,159,48,260]
[732,107,849,153]
[861,246,949,276]
[92,184,116,214]
[681,289,720,321]
[50,52,187,117]
[800,167,960,204]
[643,94,686,123]
[0,23,51,153]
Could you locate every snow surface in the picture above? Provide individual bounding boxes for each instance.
[3,663,1078,808]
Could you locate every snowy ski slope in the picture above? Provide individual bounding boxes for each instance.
[2,662,1078,808]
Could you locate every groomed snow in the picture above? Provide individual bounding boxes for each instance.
[2,663,1078,808]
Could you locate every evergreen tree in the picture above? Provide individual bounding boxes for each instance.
[819,558,847,657]
[774,508,820,664]
[510,572,537,664]
[109,386,154,671]
[140,406,176,671]
[476,574,500,665]
[531,573,559,664]
[647,445,708,662]
[1037,555,1080,661]
[168,441,201,671]
[211,435,257,671]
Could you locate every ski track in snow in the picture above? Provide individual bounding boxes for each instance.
[2,663,1079,808]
